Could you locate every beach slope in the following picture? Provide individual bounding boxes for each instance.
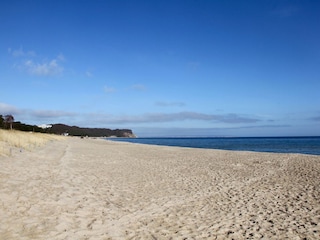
[0,137,319,239]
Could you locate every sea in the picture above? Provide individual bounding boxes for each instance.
[107,137,320,156]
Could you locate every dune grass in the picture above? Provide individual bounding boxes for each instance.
[0,129,65,156]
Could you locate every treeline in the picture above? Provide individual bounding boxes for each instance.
[0,115,136,137]
[49,124,135,137]
[0,115,46,132]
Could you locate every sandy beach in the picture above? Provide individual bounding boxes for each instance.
[0,137,319,239]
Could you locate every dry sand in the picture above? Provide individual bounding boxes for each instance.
[0,137,320,239]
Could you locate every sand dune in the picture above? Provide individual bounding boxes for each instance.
[0,137,319,239]
[0,129,64,156]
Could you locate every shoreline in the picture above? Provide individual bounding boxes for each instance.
[107,136,320,156]
[1,137,320,239]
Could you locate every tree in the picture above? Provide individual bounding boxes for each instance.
[4,115,14,130]
[0,115,4,128]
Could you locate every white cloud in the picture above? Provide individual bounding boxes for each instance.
[8,48,64,76]
[24,58,63,76]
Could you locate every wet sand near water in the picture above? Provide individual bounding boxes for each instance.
[1,137,320,239]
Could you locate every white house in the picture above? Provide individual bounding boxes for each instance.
[38,124,52,129]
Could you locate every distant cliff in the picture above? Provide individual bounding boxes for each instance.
[49,124,136,138]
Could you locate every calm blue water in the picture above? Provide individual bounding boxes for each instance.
[107,137,320,155]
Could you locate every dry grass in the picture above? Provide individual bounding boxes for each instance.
[0,129,65,156]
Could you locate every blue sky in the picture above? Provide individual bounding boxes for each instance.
[0,0,319,137]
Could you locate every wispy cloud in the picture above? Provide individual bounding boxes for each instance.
[0,102,75,123]
[0,102,22,115]
[89,112,260,125]
[9,47,64,76]
[104,86,116,93]
[24,59,63,76]
[31,110,76,118]
[155,101,186,107]
[310,116,320,122]
[8,47,36,57]
[1,102,260,128]
[57,53,65,61]
[131,84,147,91]
[85,71,93,78]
